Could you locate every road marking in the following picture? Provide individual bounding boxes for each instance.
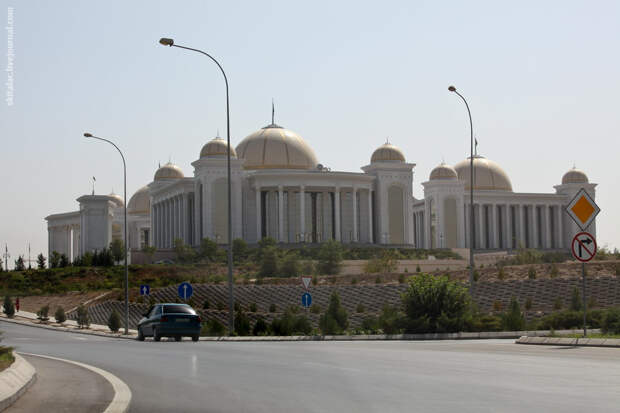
[18,352,131,413]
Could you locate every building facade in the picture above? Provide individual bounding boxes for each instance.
[45,121,596,260]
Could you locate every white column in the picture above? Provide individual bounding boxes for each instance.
[278,186,284,243]
[300,186,306,242]
[505,204,512,249]
[491,204,499,249]
[255,186,261,242]
[544,205,551,249]
[181,194,187,243]
[557,205,564,249]
[352,187,357,242]
[368,189,373,244]
[518,205,525,248]
[334,186,341,242]
[531,204,538,249]
[478,204,485,249]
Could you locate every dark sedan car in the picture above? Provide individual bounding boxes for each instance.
[137,303,201,342]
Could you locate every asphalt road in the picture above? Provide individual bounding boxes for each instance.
[2,321,620,413]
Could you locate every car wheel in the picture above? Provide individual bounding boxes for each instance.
[192,335,199,342]
[137,327,145,341]
[153,327,161,342]
[174,336,182,342]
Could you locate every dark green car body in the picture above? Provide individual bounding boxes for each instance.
[137,303,201,342]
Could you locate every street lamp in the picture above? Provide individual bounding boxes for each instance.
[448,86,476,294]
[83,132,129,334]
[159,37,235,334]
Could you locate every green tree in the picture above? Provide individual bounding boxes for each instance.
[259,246,279,277]
[174,238,196,262]
[37,253,46,269]
[203,318,226,336]
[271,307,312,336]
[59,254,69,268]
[0,257,3,272]
[3,296,15,318]
[234,309,251,336]
[200,238,218,260]
[107,310,121,332]
[317,239,343,275]
[37,304,50,321]
[401,273,471,333]
[110,239,125,264]
[142,245,156,263]
[252,317,269,336]
[280,251,301,277]
[570,286,582,311]
[501,297,525,331]
[232,238,248,261]
[378,304,403,334]
[319,291,348,334]
[14,256,25,271]
[55,306,66,323]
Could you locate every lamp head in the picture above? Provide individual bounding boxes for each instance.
[448,86,456,92]
[159,38,174,46]
[84,133,93,138]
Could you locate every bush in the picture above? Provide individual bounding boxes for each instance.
[493,300,503,311]
[252,317,269,336]
[501,297,524,331]
[77,305,90,328]
[55,306,66,323]
[364,249,398,274]
[375,275,382,284]
[401,273,471,334]
[280,252,301,277]
[202,299,210,310]
[601,308,620,334]
[37,304,50,322]
[378,304,403,335]
[317,240,343,275]
[248,302,257,313]
[202,318,226,336]
[232,238,248,261]
[310,304,322,314]
[259,246,279,277]
[108,310,121,332]
[498,267,505,280]
[271,308,312,336]
[553,297,563,310]
[200,238,218,260]
[319,291,348,334]
[398,274,406,284]
[269,303,277,313]
[525,297,533,312]
[361,316,379,333]
[570,287,582,311]
[2,296,15,318]
[527,267,536,279]
[474,314,503,332]
[234,310,251,336]
[216,302,225,311]
[550,263,559,278]
[356,304,366,313]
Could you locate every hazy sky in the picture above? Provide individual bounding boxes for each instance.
[1,0,619,268]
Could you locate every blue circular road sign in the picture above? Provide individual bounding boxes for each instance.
[178,282,193,300]
[301,292,312,308]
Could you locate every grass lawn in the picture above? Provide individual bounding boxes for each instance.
[0,346,14,372]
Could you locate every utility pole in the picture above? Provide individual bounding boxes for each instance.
[3,244,10,271]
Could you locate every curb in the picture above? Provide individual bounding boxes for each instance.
[0,353,37,411]
[2,316,599,342]
[19,353,131,413]
[515,335,620,348]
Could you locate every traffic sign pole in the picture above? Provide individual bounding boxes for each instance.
[582,262,587,338]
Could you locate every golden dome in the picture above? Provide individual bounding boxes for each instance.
[430,162,458,180]
[107,192,124,207]
[154,162,184,181]
[371,143,405,163]
[235,124,318,170]
[454,155,513,191]
[200,136,237,159]
[127,186,150,215]
[562,167,588,184]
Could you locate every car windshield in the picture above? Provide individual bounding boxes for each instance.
[163,305,196,315]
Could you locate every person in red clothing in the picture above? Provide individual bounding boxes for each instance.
[15,297,19,312]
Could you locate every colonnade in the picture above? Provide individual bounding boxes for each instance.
[152,193,191,248]
[48,224,80,262]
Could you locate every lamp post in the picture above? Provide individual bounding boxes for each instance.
[83,132,129,334]
[448,86,476,294]
[159,37,234,334]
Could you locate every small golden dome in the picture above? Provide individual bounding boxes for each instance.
[430,162,458,180]
[371,142,405,163]
[107,192,124,207]
[154,162,184,181]
[562,167,588,184]
[200,136,237,159]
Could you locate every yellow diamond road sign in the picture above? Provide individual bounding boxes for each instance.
[566,189,600,231]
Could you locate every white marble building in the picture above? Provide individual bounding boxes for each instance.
[46,120,596,260]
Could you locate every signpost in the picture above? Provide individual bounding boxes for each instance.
[301,292,312,309]
[178,282,193,301]
[566,189,600,338]
[140,285,150,296]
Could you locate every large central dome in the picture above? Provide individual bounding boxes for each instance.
[235,124,318,170]
[454,155,513,191]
